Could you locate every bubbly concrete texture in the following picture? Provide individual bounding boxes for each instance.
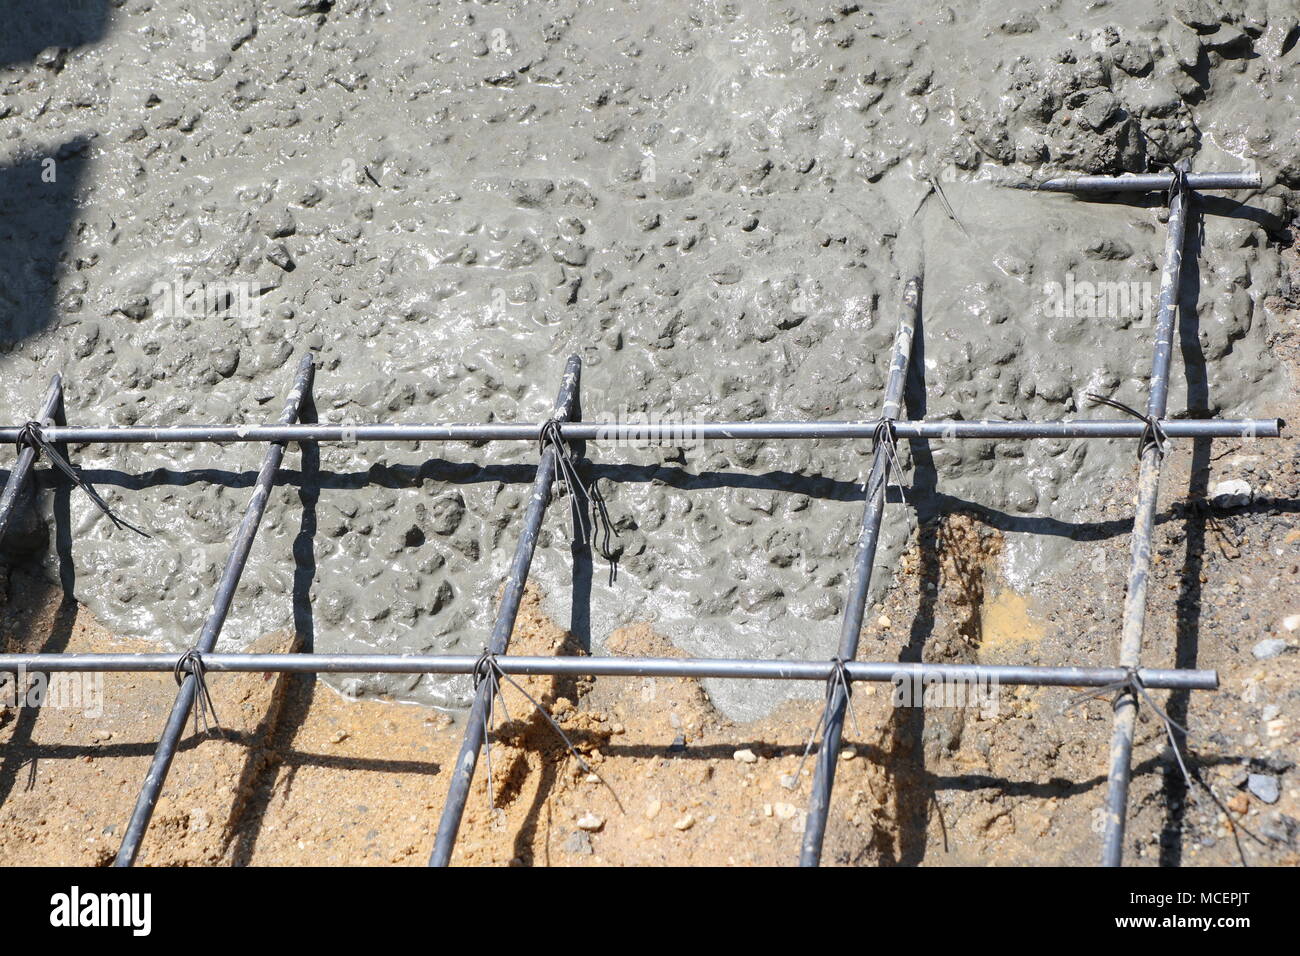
[0,1,1294,717]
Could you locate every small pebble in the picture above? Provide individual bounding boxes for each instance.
[1210,479,1252,507]
[673,814,696,831]
[1253,638,1288,660]
[644,799,662,821]
[1248,774,1280,804]
[576,812,605,832]
[733,748,758,763]
[563,830,593,855]
[266,243,295,271]
[1259,813,1299,845]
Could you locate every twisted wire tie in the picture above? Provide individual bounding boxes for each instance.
[792,657,861,786]
[16,421,150,537]
[174,649,222,737]
[867,418,907,502]
[1086,394,1168,462]
[472,648,620,817]
[539,419,619,583]
[1167,163,1189,207]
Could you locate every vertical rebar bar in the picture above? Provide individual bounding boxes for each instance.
[113,353,315,866]
[0,375,63,544]
[429,355,582,867]
[1101,162,1191,867]
[800,277,921,866]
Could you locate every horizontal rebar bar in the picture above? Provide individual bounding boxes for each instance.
[0,418,1281,445]
[0,653,1219,689]
[1037,171,1261,193]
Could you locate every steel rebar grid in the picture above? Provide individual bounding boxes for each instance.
[0,417,1280,444]
[113,353,315,867]
[799,277,920,866]
[1100,163,1191,867]
[1036,171,1260,193]
[0,652,1219,688]
[0,375,62,543]
[429,355,582,867]
[0,166,1273,869]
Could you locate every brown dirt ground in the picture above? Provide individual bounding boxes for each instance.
[0,575,903,866]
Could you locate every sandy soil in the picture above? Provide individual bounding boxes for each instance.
[0,574,890,866]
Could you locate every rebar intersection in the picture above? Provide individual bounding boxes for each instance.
[0,167,1280,867]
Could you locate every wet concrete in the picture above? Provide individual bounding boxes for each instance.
[0,1,1294,717]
